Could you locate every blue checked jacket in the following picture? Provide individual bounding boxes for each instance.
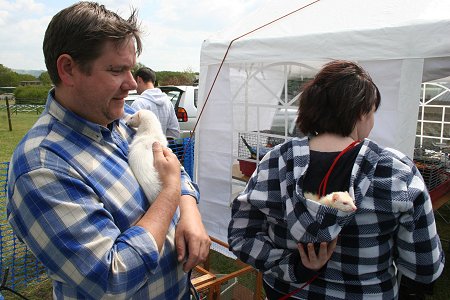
[7,91,199,299]
[228,137,444,299]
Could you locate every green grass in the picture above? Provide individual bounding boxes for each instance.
[0,104,449,298]
[0,104,40,163]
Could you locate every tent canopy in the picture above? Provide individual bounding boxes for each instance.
[197,0,450,247]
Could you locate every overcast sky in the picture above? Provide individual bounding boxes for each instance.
[0,0,269,72]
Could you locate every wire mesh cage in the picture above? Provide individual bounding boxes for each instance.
[168,137,195,179]
[237,131,286,177]
[0,162,47,295]
[191,244,263,300]
[413,148,450,199]
[238,131,285,160]
[195,273,258,300]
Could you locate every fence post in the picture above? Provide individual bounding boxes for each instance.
[5,98,12,131]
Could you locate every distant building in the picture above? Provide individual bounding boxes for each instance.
[20,81,42,86]
[0,86,15,93]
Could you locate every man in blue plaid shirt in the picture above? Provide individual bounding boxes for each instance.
[6,2,210,299]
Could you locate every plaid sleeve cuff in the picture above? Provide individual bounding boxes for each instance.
[180,167,200,203]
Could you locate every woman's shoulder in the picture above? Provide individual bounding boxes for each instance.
[360,139,416,175]
[272,136,309,156]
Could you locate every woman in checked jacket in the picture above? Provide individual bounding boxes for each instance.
[228,60,445,299]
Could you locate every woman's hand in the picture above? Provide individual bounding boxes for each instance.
[297,238,337,271]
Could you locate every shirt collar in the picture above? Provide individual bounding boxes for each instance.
[45,89,120,142]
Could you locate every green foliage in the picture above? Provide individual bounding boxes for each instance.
[132,62,197,86]
[38,71,53,85]
[18,73,38,82]
[132,62,147,75]
[14,85,52,104]
[0,64,20,86]
[0,64,39,87]
[156,70,196,86]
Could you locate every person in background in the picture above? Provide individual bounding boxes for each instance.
[6,2,210,299]
[228,60,444,299]
[132,67,181,139]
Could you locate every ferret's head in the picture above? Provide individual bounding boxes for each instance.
[125,110,164,139]
[125,111,141,128]
[331,191,357,212]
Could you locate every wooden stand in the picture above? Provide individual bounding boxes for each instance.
[191,236,263,300]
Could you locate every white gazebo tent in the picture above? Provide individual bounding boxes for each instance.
[196,0,450,248]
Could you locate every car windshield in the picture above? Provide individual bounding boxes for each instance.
[166,91,180,106]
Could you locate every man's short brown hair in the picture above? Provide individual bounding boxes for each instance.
[43,2,142,85]
[135,67,157,85]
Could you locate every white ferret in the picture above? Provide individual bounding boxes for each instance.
[126,110,168,204]
[304,191,357,212]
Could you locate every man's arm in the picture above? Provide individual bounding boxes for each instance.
[135,141,181,251]
[176,195,211,272]
[8,165,170,298]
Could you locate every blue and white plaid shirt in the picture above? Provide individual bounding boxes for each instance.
[228,137,445,299]
[7,90,199,299]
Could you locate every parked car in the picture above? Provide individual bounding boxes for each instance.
[159,85,198,132]
[270,108,298,136]
[124,86,198,137]
[126,85,298,137]
[125,90,139,106]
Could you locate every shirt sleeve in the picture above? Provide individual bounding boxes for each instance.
[130,98,146,111]
[379,153,445,283]
[8,167,163,298]
[228,156,315,283]
[180,166,200,203]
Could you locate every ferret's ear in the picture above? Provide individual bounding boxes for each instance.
[332,193,338,202]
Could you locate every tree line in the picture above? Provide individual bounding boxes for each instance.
[1,63,198,104]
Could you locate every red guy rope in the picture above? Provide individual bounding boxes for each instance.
[181,0,321,160]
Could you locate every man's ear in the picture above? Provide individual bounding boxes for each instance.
[56,54,76,87]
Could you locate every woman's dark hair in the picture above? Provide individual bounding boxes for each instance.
[43,1,142,85]
[296,60,381,136]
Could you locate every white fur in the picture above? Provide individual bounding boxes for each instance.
[126,110,168,204]
[304,191,357,212]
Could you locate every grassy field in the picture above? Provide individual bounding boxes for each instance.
[0,102,40,163]
[0,105,449,299]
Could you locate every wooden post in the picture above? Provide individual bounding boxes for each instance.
[254,271,263,300]
[5,97,12,131]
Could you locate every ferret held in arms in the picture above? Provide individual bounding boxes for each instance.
[126,109,168,204]
[304,191,357,212]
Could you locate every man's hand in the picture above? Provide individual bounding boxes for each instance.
[153,142,180,193]
[297,238,337,271]
[175,196,211,272]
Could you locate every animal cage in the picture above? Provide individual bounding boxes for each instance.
[237,131,286,177]
[413,148,450,200]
